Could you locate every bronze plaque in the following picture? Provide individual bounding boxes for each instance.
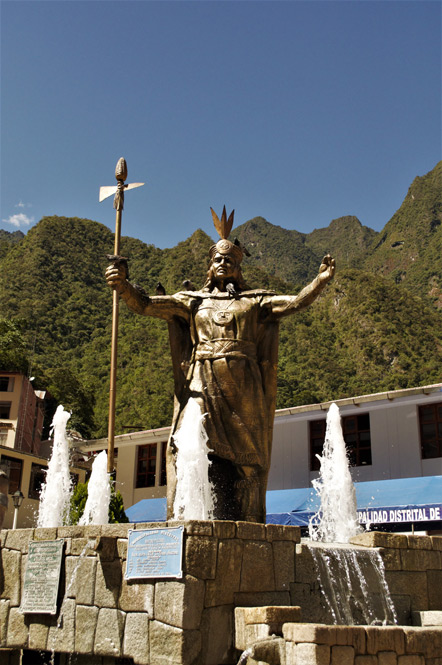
[20,539,64,614]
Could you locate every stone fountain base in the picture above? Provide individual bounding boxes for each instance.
[0,524,441,664]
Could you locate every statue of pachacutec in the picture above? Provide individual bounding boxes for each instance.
[106,207,335,522]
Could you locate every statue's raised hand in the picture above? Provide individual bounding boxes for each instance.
[318,254,335,284]
[105,256,129,294]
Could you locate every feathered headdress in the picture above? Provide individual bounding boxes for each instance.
[209,206,243,263]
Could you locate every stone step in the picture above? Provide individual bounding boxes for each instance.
[412,611,442,626]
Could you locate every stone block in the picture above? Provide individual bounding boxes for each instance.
[154,575,204,630]
[58,526,85,539]
[117,538,127,560]
[243,623,272,650]
[184,535,218,579]
[47,597,75,654]
[241,606,302,626]
[82,525,102,539]
[99,524,130,539]
[398,657,425,665]
[430,537,442,552]
[386,572,428,610]
[365,627,405,656]
[390,595,412,627]
[65,555,97,605]
[350,533,407,549]
[266,524,301,543]
[331,645,355,665]
[75,604,99,653]
[378,548,402,571]
[403,627,442,658]
[28,616,51,651]
[119,564,154,614]
[123,612,149,664]
[205,539,243,606]
[0,599,10,646]
[94,607,125,657]
[234,591,291,608]
[240,541,275,592]
[33,528,58,541]
[289,582,329,624]
[283,622,337,645]
[355,657,379,665]
[4,529,34,553]
[0,549,21,606]
[182,520,213,536]
[407,536,432,550]
[70,538,97,557]
[149,620,201,665]
[294,642,331,665]
[273,541,295,591]
[378,652,398,665]
[96,536,118,561]
[236,522,266,540]
[400,549,440,571]
[200,605,234,665]
[0,530,7,548]
[94,559,122,608]
[213,520,236,539]
[412,611,442,626]
[427,570,442,610]
[294,546,319,584]
[6,607,28,647]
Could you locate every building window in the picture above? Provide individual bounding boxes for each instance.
[0,455,23,493]
[160,442,167,486]
[419,403,442,459]
[29,463,47,499]
[136,443,157,488]
[0,402,12,419]
[310,413,372,471]
[0,429,8,445]
[0,377,14,392]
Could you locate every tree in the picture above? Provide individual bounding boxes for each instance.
[70,480,129,524]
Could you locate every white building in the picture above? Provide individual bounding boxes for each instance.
[78,383,442,513]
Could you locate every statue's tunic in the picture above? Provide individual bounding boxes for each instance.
[131,288,317,474]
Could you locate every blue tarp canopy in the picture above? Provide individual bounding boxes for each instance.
[266,475,442,527]
[125,476,442,528]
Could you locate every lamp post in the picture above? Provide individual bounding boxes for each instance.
[12,490,24,529]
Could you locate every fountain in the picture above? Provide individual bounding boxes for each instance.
[79,450,111,525]
[173,397,215,521]
[309,402,362,543]
[37,405,73,528]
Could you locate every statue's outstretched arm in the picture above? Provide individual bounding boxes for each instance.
[264,255,335,319]
[105,263,190,322]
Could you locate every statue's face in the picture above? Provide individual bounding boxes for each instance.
[212,251,239,282]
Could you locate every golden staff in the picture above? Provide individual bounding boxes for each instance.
[100,157,144,473]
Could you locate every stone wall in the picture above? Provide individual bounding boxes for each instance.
[0,521,300,665]
[235,609,442,665]
[292,533,442,626]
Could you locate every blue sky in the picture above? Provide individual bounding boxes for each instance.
[1,0,441,249]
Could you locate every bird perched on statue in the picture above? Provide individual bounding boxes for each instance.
[182,279,196,291]
[156,282,166,296]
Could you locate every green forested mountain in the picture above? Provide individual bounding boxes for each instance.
[0,162,441,439]
[363,161,442,306]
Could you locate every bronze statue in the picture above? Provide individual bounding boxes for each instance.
[106,207,335,522]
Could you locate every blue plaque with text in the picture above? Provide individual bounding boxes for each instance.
[126,526,184,580]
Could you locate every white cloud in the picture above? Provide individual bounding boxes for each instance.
[2,213,35,228]
[15,201,32,209]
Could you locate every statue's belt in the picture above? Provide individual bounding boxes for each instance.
[195,339,257,360]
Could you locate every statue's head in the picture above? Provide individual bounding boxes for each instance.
[203,207,248,291]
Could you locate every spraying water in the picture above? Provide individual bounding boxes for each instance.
[173,397,215,520]
[309,403,362,543]
[37,406,73,528]
[79,450,111,525]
